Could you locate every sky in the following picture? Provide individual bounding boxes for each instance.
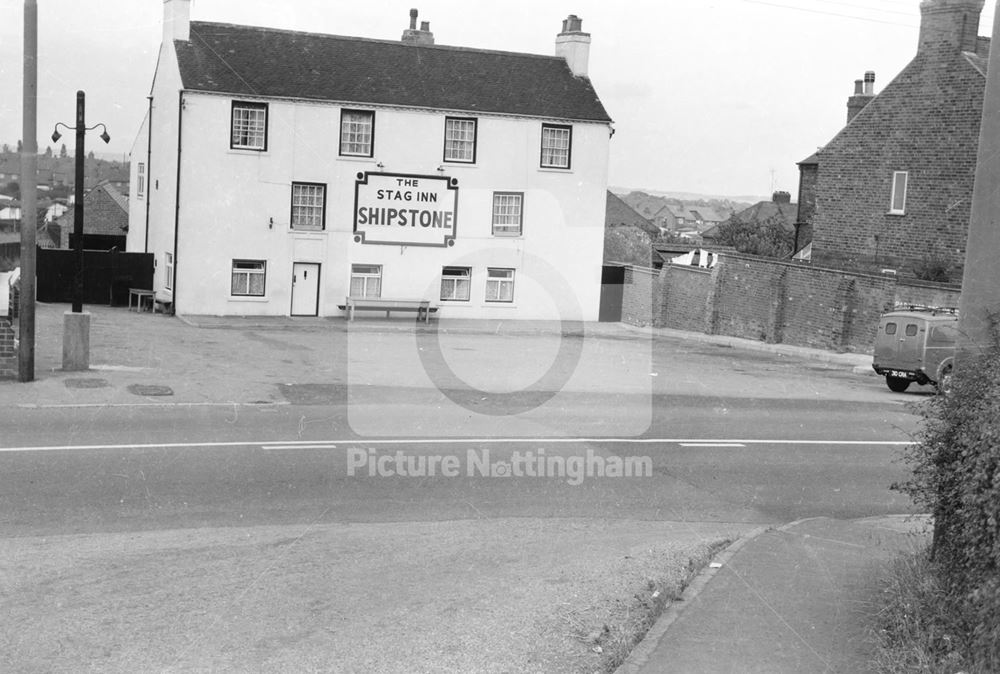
[0,0,996,199]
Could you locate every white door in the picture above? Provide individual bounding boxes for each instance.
[291,263,320,316]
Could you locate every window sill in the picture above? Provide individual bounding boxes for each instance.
[289,229,328,236]
[442,162,478,169]
[228,148,267,155]
[538,166,573,174]
[338,155,376,163]
[887,210,906,216]
[228,296,269,303]
[491,233,523,239]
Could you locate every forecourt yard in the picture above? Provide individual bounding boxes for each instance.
[0,304,923,672]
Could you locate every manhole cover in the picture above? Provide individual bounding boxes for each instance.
[65,378,110,389]
[127,384,174,397]
[278,383,344,405]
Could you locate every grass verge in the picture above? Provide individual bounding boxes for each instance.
[560,539,731,674]
[869,543,984,674]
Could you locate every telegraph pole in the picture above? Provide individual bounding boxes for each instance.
[18,0,37,382]
[959,1,1000,353]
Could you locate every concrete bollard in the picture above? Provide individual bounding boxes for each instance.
[62,311,91,371]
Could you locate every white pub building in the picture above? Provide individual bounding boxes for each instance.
[128,1,613,319]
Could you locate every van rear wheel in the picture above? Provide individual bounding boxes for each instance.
[886,376,910,392]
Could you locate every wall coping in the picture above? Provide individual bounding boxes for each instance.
[718,252,899,283]
[666,263,713,276]
[896,278,962,292]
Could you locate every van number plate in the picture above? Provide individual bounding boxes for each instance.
[888,370,913,379]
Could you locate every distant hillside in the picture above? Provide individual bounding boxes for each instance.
[610,186,768,205]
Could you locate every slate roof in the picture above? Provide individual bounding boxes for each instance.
[605,191,659,237]
[175,22,612,123]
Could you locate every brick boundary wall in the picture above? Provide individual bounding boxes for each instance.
[656,254,900,353]
[621,265,659,327]
[0,317,15,379]
[659,264,714,334]
[894,279,961,310]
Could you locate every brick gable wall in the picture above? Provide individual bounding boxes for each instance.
[811,46,984,276]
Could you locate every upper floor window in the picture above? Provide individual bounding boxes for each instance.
[231,101,268,151]
[350,264,382,298]
[492,192,523,236]
[136,162,146,199]
[341,110,374,157]
[540,123,572,169]
[291,182,326,231]
[890,171,908,215]
[444,117,477,163]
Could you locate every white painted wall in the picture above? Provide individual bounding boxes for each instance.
[136,55,610,320]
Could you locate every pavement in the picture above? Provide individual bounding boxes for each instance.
[1,303,920,673]
[619,515,931,674]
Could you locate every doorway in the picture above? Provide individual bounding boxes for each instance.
[291,262,320,316]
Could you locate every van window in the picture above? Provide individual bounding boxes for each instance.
[929,325,958,343]
[885,323,897,335]
[905,324,919,337]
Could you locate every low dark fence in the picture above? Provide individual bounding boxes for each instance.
[37,247,153,306]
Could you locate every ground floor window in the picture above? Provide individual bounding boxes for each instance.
[440,266,471,301]
[485,268,515,303]
[165,252,173,290]
[350,264,382,298]
[232,259,266,296]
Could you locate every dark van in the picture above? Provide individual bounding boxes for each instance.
[872,308,958,393]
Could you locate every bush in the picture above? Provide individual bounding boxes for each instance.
[895,325,1000,670]
[712,215,794,258]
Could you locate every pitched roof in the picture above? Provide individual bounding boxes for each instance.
[175,22,612,123]
[729,199,799,233]
[605,191,660,237]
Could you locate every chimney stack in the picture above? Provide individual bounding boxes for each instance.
[401,8,434,45]
[918,0,984,53]
[163,0,191,43]
[555,14,591,77]
[772,191,791,204]
[846,71,876,123]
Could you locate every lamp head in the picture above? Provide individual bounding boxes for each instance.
[51,129,61,143]
[99,130,111,144]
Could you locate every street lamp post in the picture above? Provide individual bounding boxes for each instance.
[52,91,110,313]
[51,91,109,371]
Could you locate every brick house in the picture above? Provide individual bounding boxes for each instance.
[801,0,989,279]
[55,181,129,249]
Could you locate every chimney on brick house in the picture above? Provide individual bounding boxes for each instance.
[918,0,984,53]
[772,191,791,204]
[846,71,876,123]
[555,15,591,77]
[163,0,191,43]
[401,8,435,45]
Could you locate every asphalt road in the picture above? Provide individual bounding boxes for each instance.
[0,341,924,537]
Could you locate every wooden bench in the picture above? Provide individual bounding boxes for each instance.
[339,297,437,322]
[128,288,155,312]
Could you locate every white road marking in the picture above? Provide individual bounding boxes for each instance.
[0,438,913,453]
[16,401,289,409]
[679,443,747,448]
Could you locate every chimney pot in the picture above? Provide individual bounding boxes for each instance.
[409,8,418,30]
[420,21,430,31]
[555,14,591,77]
[854,79,864,95]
